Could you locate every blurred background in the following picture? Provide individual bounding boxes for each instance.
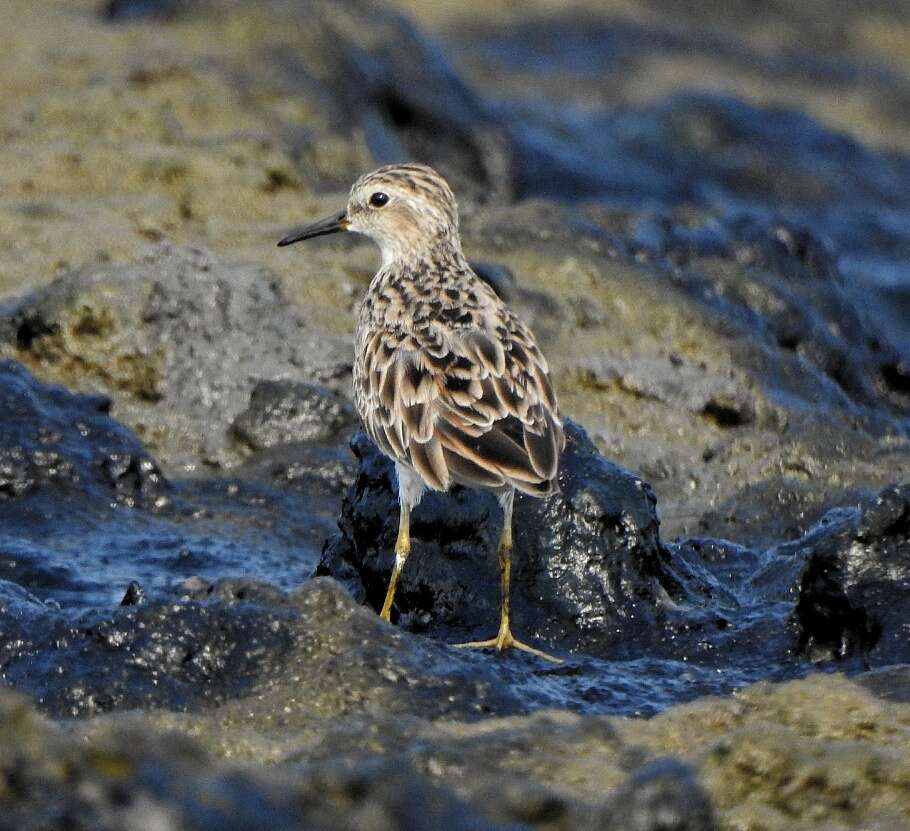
[1,0,908,541]
[5,0,910,288]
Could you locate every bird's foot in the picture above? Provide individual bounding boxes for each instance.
[454,624,561,663]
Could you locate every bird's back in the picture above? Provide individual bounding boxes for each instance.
[354,253,565,497]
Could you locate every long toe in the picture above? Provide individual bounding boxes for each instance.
[454,636,502,650]
[508,638,562,664]
[453,631,562,663]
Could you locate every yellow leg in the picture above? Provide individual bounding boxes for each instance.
[380,503,410,622]
[455,497,561,663]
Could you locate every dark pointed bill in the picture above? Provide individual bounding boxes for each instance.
[277,210,348,247]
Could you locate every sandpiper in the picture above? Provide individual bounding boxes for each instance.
[278,163,565,661]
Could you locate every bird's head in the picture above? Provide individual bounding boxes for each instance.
[277,163,461,266]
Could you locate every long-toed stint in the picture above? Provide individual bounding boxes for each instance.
[278,163,565,661]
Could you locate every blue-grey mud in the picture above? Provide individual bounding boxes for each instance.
[1,1,909,829]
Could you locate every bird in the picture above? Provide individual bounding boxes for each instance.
[278,163,565,661]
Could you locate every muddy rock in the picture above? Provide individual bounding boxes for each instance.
[578,353,761,430]
[688,414,908,547]
[0,678,725,831]
[454,201,910,546]
[0,581,298,718]
[602,759,717,831]
[2,0,908,553]
[638,673,910,831]
[47,671,909,831]
[95,0,516,200]
[577,200,910,437]
[858,664,910,703]
[230,379,356,452]
[3,571,749,724]
[3,1,910,829]
[234,441,358,503]
[0,244,351,472]
[202,672,910,828]
[0,565,765,723]
[318,420,910,680]
[0,687,518,831]
[441,17,910,543]
[0,357,908,821]
[302,710,720,829]
[663,217,910,426]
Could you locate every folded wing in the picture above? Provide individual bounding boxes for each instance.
[361,311,565,496]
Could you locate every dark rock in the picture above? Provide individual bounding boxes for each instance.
[789,483,910,665]
[0,360,333,612]
[0,567,790,722]
[176,575,295,607]
[512,87,910,210]
[320,0,514,200]
[0,359,166,506]
[698,478,831,548]
[119,580,146,606]
[0,244,352,471]
[857,665,910,704]
[3,575,646,721]
[235,441,358,498]
[0,580,47,616]
[229,379,356,451]
[0,583,300,718]
[654,219,909,428]
[319,420,667,656]
[318,421,796,671]
[102,0,180,21]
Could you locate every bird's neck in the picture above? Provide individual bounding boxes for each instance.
[376,228,467,270]
[366,239,473,301]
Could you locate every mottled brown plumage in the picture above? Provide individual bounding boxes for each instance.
[354,237,562,496]
[278,163,564,661]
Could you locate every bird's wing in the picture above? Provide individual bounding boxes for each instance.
[361,311,565,495]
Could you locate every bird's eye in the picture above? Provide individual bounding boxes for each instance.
[369,192,389,208]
